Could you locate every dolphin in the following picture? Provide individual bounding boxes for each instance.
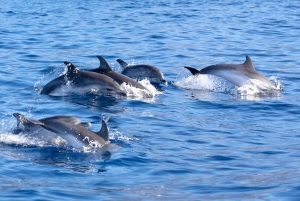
[13,113,109,148]
[89,56,147,90]
[13,113,91,145]
[41,62,127,97]
[116,59,167,85]
[184,56,276,89]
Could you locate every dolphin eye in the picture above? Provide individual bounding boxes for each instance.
[107,88,112,91]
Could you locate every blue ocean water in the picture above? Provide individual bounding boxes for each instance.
[1,0,300,200]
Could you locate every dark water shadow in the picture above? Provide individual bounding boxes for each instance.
[0,142,112,173]
[45,94,125,113]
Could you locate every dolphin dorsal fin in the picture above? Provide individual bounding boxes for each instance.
[243,56,254,70]
[96,120,109,142]
[96,56,113,71]
[184,66,200,75]
[116,59,128,68]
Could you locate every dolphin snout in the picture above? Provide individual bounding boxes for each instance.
[64,61,71,66]
[13,113,21,118]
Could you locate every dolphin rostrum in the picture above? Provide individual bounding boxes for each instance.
[13,113,109,148]
[90,56,147,90]
[116,59,167,85]
[184,56,276,89]
[41,61,127,97]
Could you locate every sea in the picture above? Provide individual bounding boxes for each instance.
[0,0,300,200]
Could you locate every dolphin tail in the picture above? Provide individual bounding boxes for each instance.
[116,59,128,68]
[96,56,113,71]
[184,66,200,75]
[96,120,109,142]
[13,113,44,127]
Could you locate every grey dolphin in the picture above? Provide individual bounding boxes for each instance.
[41,62,127,97]
[13,113,109,148]
[184,56,276,89]
[13,113,91,145]
[116,59,167,85]
[90,56,147,90]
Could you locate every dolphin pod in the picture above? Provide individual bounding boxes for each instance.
[116,59,167,85]
[13,113,109,148]
[12,55,278,149]
[184,56,276,89]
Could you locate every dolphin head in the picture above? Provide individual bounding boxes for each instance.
[12,113,44,134]
[116,59,128,68]
[64,61,80,80]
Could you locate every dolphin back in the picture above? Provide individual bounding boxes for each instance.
[117,59,166,85]
[40,75,66,95]
[40,116,91,127]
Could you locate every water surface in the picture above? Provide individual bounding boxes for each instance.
[1,0,300,200]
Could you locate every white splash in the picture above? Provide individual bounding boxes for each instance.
[174,73,234,93]
[0,132,48,147]
[121,79,162,101]
[233,76,282,100]
[109,129,139,141]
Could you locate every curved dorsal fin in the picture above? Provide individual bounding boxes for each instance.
[116,59,128,68]
[184,66,200,75]
[96,56,112,71]
[96,120,109,142]
[243,55,254,69]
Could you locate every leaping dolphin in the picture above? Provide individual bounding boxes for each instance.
[13,113,109,148]
[116,59,167,85]
[90,56,147,90]
[184,56,276,89]
[41,61,127,97]
[13,113,91,145]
